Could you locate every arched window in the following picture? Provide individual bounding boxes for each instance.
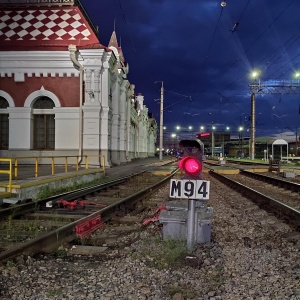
[0,97,9,150]
[33,97,55,109]
[33,97,55,150]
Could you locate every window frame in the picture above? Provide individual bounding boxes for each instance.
[0,97,9,150]
[32,97,55,150]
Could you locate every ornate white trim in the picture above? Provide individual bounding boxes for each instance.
[24,87,61,108]
[0,90,15,107]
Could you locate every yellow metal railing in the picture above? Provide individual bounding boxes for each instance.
[0,155,107,192]
[0,158,13,193]
[3,155,89,179]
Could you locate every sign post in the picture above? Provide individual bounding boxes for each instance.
[169,139,211,251]
[169,178,210,250]
[187,199,196,250]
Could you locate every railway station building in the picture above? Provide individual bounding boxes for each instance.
[0,0,157,167]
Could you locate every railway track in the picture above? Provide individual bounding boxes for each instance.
[0,163,178,262]
[209,170,300,230]
[1,157,299,263]
[204,159,269,170]
[1,159,299,299]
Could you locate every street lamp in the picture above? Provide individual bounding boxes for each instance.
[295,72,300,85]
[211,125,216,157]
[188,126,193,138]
[238,126,244,158]
[171,133,177,151]
[222,126,230,157]
[249,70,261,160]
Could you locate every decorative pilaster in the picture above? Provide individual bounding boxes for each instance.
[7,107,32,149]
[99,58,111,167]
[100,106,111,167]
[110,72,121,164]
[94,69,101,104]
[119,80,130,162]
[84,69,93,104]
[84,68,101,106]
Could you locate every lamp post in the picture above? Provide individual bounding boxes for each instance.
[211,125,216,157]
[188,126,193,138]
[155,81,164,161]
[295,72,300,84]
[222,126,230,157]
[238,126,244,158]
[250,70,260,160]
[171,133,177,152]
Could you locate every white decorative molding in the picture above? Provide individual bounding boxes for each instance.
[14,72,25,82]
[24,88,61,108]
[0,90,15,107]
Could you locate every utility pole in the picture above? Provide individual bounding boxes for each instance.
[159,82,164,161]
[155,81,164,161]
[250,93,256,160]
[295,127,298,156]
[249,77,300,160]
[211,124,215,158]
[211,130,215,157]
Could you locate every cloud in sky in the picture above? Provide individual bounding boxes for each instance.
[81,0,300,140]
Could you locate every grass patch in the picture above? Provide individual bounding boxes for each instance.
[35,176,115,200]
[167,284,198,299]
[135,236,188,269]
[52,245,68,258]
[5,260,16,268]
[46,289,64,297]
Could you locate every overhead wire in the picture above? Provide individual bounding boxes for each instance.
[220,28,300,95]
[216,41,300,129]
[243,0,296,55]
[218,0,298,96]
[198,0,252,100]
[203,5,225,65]
[185,4,225,115]
[236,0,251,23]
[263,32,300,73]
[198,4,225,83]
[113,0,136,51]
[206,0,299,130]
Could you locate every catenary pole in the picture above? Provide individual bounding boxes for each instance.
[159,82,164,161]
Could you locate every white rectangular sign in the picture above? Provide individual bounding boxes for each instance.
[169,179,210,200]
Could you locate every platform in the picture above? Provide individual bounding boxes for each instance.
[0,167,104,200]
[0,157,173,200]
[207,162,300,175]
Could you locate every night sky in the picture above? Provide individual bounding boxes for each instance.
[80,0,300,141]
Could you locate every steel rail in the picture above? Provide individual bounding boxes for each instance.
[210,170,300,229]
[0,171,145,220]
[0,168,179,262]
[241,170,300,193]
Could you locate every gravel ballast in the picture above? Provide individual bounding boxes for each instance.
[1,172,299,300]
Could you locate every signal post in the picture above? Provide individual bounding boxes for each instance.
[169,139,211,251]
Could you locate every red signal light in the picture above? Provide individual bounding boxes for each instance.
[179,156,202,177]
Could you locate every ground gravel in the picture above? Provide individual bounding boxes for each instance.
[1,171,300,300]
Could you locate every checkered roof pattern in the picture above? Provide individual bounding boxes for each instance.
[0,6,99,48]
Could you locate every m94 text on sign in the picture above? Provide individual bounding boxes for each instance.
[169,179,210,200]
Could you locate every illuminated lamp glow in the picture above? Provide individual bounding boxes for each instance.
[179,156,202,176]
[200,132,211,137]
